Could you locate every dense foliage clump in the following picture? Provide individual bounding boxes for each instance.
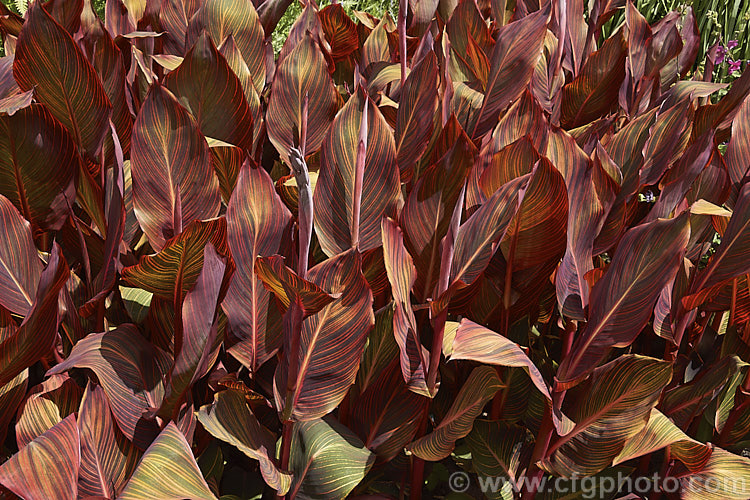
[1,0,750,499]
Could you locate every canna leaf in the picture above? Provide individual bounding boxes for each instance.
[314,87,401,256]
[14,2,111,157]
[726,95,750,184]
[118,422,217,500]
[0,104,79,231]
[0,194,42,315]
[541,355,672,477]
[0,243,69,388]
[15,374,82,448]
[471,3,550,138]
[130,83,221,252]
[223,161,292,373]
[197,390,291,494]
[274,249,374,420]
[407,365,501,461]
[121,218,228,300]
[287,417,375,499]
[77,383,141,498]
[0,414,80,500]
[185,0,266,95]
[46,325,172,449]
[266,33,339,164]
[557,214,691,387]
[163,32,254,151]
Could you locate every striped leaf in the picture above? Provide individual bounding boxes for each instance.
[449,176,523,289]
[0,104,79,231]
[449,319,551,400]
[275,250,374,420]
[266,33,339,163]
[726,95,750,184]
[354,303,399,397]
[163,32,254,151]
[561,30,627,129]
[0,243,69,388]
[287,417,375,499]
[130,83,221,252]
[196,390,291,494]
[541,355,672,477]
[660,355,743,428]
[407,365,501,461]
[471,3,550,138]
[121,218,228,300]
[77,383,141,498]
[314,88,401,256]
[557,214,690,388]
[254,255,337,315]
[319,4,357,61]
[394,51,437,176]
[382,218,430,396]
[15,374,82,448]
[14,2,111,157]
[0,414,80,500]
[46,325,172,449]
[683,183,750,310]
[612,409,704,466]
[476,137,539,205]
[218,35,263,153]
[159,244,227,418]
[678,447,750,500]
[497,157,568,272]
[223,161,291,373]
[640,99,693,185]
[350,357,429,461]
[552,133,603,320]
[0,194,41,315]
[118,422,217,500]
[401,116,474,301]
[185,0,266,95]
[0,368,26,447]
[466,420,533,500]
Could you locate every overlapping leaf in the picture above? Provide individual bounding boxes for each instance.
[223,161,291,373]
[0,195,41,315]
[164,32,254,151]
[557,214,690,387]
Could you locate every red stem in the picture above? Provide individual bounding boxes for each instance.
[398,0,407,87]
[410,405,429,500]
[521,401,555,500]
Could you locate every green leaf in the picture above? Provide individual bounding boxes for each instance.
[407,365,502,461]
[196,390,291,495]
[287,417,375,499]
[118,422,217,500]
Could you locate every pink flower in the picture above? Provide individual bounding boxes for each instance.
[727,39,739,50]
[728,59,742,74]
[717,45,728,64]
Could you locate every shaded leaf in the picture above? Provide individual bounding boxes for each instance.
[197,390,291,494]
[0,194,42,315]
